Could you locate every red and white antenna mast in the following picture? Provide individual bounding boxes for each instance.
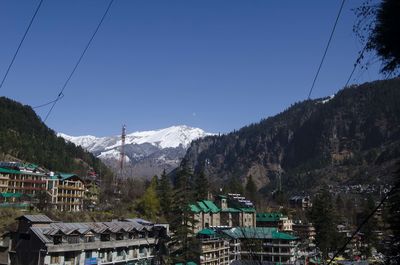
[119,124,126,178]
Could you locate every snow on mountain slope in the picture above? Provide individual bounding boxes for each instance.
[58,125,214,177]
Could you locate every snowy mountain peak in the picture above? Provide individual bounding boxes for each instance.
[58,125,214,177]
[58,125,214,153]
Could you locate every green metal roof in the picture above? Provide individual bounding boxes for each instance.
[256,212,284,222]
[221,207,241,213]
[220,227,297,240]
[202,200,220,213]
[51,172,80,181]
[0,167,45,176]
[197,228,216,236]
[189,204,201,213]
[240,207,256,213]
[197,201,210,213]
[0,192,23,198]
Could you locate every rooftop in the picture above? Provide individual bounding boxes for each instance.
[220,227,297,240]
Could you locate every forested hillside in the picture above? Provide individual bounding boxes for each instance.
[0,97,113,179]
[184,79,400,194]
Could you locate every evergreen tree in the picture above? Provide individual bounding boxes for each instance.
[309,188,341,258]
[225,176,244,194]
[359,195,377,257]
[137,176,160,221]
[194,171,209,201]
[169,164,199,263]
[385,174,400,265]
[158,170,173,222]
[245,175,258,204]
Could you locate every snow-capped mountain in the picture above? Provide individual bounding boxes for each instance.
[58,125,214,177]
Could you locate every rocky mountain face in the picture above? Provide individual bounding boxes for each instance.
[183,79,400,194]
[59,125,213,178]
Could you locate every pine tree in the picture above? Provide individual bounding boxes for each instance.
[158,170,173,222]
[169,164,200,263]
[245,175,258,204]
[194,170,209,201]
[309,188,341,258]
[137,176,160,221]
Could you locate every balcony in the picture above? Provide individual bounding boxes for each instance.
[46,238,156,252]
[58,185,85,191]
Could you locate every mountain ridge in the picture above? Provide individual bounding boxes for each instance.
[59,125,214,177]
[183,79,400,194]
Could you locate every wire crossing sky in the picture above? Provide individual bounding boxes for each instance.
[0,0,382,136]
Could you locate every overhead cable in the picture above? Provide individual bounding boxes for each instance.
[43,0,115,122]
[307,0,346,99]
[0,0,44,89]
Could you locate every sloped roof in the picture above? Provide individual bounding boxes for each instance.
[189,204,201,213]
[51,172,80,181]
[197,228,216,236]
[17,215,54,223]
[220,227,297,240]
[202,200,220,213]
[256,212,284,222]
[0,167,45,176]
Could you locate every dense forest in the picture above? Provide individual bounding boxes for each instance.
[0,97,113,180]
[184,78,400,194]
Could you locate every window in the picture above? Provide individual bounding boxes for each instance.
[85,251,92,259]
[84,236,95,243]
[50,254,60,263]
[100,234,110,241]
[53,235,62,245]
[116,233,123,240]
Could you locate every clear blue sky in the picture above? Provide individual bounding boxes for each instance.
[0,0,382,136]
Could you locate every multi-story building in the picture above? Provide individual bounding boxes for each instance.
[256,212,293,232]
[0,162,86,212]
[289,196,312,210]
[220,227,298,264]
[47,173,85,212]
[9,215,167,265]
[190,194,256,233]
[197,228,230,265]
[292,220,316,243]
[0,165,47,198]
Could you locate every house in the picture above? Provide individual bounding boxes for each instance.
[289,196,312,210]
[9,215,167,265]
[189,194,256,233]
[256,213,293,231]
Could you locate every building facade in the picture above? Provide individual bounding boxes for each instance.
[9,215,167,265]
[190,194,256,233]
[0,162,86,211]
[197,229,230,265]
[220,227,298,264]
[256,213,293,232]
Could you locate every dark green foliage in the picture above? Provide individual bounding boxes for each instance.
[0,97,113,181]
[245,175,258,204]
[169,164,199,263]
[359,195,378,257]
[194,171,209,201]
[370,0,400,74]
[158,170,173,222]
[385,172,400,265]
[309,188,342,258]
[184,79,400,194]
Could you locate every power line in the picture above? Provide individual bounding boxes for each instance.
[43,0,115,122]
[0,0,44,90]
[307,0,346,99]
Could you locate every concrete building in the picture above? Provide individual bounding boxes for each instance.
[292,220,316,243]
[0,162,86,212]
[197,229,230,265]
[220,227,298,264]
[190,194,257,233]
[9,215,167,265]
[256,213,293,232]
[47,173,85,212]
